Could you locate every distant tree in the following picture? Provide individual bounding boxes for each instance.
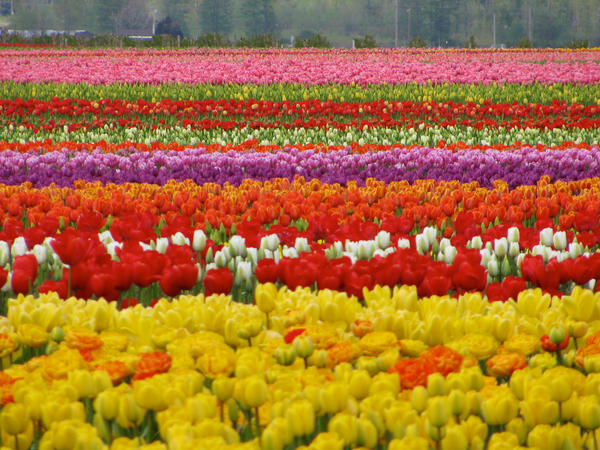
[90,0,122,34]
[355,34,377,48]
[516,36,532,48]
[10,0,59,31]
[199,0,232,35]
[409,36,427,47]
[115,0,152,36]
[156,16,183,38]
[241,0,276,37]
[295,32,331,48]
[53,0,86,31]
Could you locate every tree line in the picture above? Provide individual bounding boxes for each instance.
[2,0,599,48]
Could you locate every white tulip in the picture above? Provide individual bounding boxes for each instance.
[375,230,391,250]
[192,229,207,252]
[397,238,410,249]
[539,227,554,247]
[155,237,169,254]
[507,226,520,244]
[11,236,27,257]
[553,231,567,251]
[171,232,189,246]
[228,236,246,257]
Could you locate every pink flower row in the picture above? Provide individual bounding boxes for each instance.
[2,48,600,85]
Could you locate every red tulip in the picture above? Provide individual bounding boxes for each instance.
[204,267,233,296]
[160,263,198,297]
[255,259,279,283]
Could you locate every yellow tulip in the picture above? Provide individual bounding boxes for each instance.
[0,403,29,435]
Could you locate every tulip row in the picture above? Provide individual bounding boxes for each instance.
[1,139,591,155]
[0,189,599,306]
[2,48,600,85]
[3,123,599,147]
[3,98,600,131]
[0,283,599,449]
[3,80,600,105]
[2,146,600,189]
[3,176,600,243]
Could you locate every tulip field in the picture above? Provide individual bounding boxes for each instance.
[2,47,600,449]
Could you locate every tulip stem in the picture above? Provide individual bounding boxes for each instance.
[254,407,261,441]
[14,435,18,450]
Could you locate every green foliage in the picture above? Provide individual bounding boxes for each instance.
[294,33,331,49]
[516,36,533,48]
[241,0,277,37]
[2,81,598,106]
[409,36,428,48]
[199,0,232,35]
[567,39,589,49]
[468,35,477,49]
[236,34,281,48]
[354,35,377,49]
[195,33,232,48]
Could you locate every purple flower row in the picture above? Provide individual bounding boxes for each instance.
[1,147,598,188]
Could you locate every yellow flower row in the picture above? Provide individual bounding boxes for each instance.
[0,284,598,448]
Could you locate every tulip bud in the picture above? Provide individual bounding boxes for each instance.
[448,389,466,417]
[68,370,96,399]
[192,229,207,252]
[509,242,520,258]
[235,261,252,283]
[205,247,214,264]
[549,326,567,346]
[487,259,499,277]
[569,242,583,258]
[411,386,429,413]
[155,237,169,253]
[228,236,246,257]
[553,231,567,250]
[568,321,588,339]
[212,377,236,403]
[255,282,277,314]
[293,336,314,359]
[416,235,429,255]
[444,246,457,265]
[397,238,410,249]
[32,244,47,265]
[441,426,468,450]
[579,397,600,429]
[507,226,520,243]
[244,377,268,408]
[427,373,447,397]
[295,237,310,253]
[357,416,378,448]
[427,397,449,428]
[328,413,358,447]
[309,349,327,368]
[133,382,166,412]
[470,236,483,249]
[11,236,28,257]
[94,390,119,421]
[494,238,508,258]
[227,398,239,423]
[0,241,9,266]
[540,227,554,247]
[500,256,512,278]
[375,231,391,250]
[274,345,297,366]
[348,370,371,400]
[550,377,573,403]
[260,234,280,252]
[1,403,29,435]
